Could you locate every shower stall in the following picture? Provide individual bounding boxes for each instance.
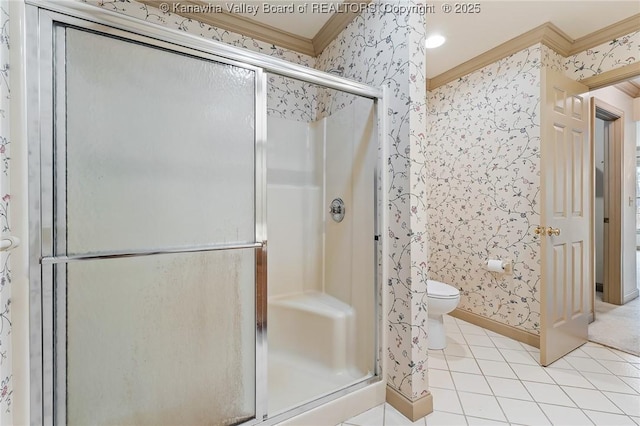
[266,76,378,414]
[25,3,383,425]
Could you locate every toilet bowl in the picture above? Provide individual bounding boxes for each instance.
[427,280,461,350]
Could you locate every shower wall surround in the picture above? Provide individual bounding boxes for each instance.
[0,0,11,420]
[83,0,429,406]
[426,32,640,336]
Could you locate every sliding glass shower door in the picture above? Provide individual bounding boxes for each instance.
[30,6,383,424]
[41,26,261,425]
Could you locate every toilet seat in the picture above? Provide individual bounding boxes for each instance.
[427,280,459,299]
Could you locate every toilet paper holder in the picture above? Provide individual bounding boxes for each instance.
[486,259,512,274]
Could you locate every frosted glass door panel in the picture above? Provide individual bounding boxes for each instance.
[64,249,256,426]
[63,28,255,255]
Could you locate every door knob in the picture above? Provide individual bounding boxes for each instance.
[533,226,545,235]
[546,227,560,236]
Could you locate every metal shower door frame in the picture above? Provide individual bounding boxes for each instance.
[25,1,385,425]
[27,9,267,425]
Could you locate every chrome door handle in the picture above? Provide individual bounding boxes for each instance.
[546,227,560,237]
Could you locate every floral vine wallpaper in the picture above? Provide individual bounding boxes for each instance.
[266,74,317,123]
[426,45,543,334]
[541,44,566,74]
[407,10,428,397]
[565,30,639,81]
[426,29,639,337]
[0,0,11,420]
[83,0,314,66]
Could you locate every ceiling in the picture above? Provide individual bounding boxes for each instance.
[221,0,639,78]
[423,1,640,78]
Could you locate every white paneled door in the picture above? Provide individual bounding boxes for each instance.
[540,69,590,366]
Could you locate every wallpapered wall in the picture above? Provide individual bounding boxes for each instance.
[0,0,11,419]
[565,30,639,80]
[79,0,429,403]
[426,32,639,336]
[85,0,315,66]
[426,46,544,334]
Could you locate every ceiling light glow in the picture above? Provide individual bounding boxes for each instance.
[425,34,445,49]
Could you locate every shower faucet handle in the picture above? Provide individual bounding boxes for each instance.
[329,198,345,223]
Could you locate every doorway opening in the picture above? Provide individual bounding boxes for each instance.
[587,85,640,356]
[592,100,623,305]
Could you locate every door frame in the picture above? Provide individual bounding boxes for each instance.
[590,98,625,309]
[578,65,640,324]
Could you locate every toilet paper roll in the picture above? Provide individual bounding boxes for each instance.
[487,259,505,273]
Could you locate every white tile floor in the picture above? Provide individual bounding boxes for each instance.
[340,315,640,426]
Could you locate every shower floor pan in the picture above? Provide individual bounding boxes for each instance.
[268,292,367,414]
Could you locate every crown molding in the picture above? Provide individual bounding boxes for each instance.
[138,0,317,56]
[428,14,640,91]
[138,0,371,58]
[580,62,640,90]
[427,22,572,90]
[614,80,640,98]
[540,22,574,57]
[313,1,371,55]
[570,13,640,55]
[125,2,640,89]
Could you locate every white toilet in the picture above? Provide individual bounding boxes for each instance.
[427,279,461,350]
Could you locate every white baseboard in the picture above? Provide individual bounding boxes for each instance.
[623,288,639,304]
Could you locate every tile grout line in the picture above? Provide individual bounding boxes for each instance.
[523,380,580,426]
[476,331,552,425]
[549,348,638,422]
[436,331,480,422]
[578,367,638,395]
[442,349,469,423]
[532,348,606,423]
[458,318,573,425]
[424,316,640,426]
[345,320,639,426]
[572,345,638,418]
[455,319,525,425]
